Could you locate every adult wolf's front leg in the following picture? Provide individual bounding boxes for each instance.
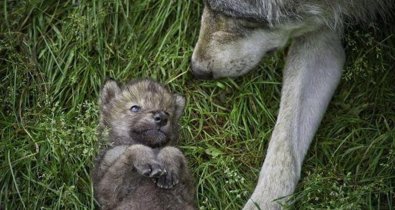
[243,28,345,210]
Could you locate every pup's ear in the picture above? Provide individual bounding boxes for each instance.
[174,94,185,120]
[100,79,121,106]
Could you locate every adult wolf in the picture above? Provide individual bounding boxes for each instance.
[191,0,393,209]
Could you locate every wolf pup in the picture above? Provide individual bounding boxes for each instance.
[92,79,196,210]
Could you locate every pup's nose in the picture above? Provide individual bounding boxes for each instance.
[190,61,213,80]
[153,111,168,126]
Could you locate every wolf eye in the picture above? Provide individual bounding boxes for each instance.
[130,105,141,112]
[239,19,264,29]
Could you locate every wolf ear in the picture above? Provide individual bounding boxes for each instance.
[100,79,121,105]
[174,94,185,120]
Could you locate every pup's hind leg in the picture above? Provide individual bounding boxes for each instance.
[243,28,345,210]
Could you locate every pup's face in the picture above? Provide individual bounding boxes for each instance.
[100,79,185,147]
[191,5,293,79]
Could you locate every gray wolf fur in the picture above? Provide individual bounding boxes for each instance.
[191,0,393,209]
[92,79,196,210]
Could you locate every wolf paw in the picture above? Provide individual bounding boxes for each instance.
[154,170,179,189]
[134,161,166,178]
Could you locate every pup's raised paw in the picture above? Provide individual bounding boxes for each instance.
[155,170,179,189]
[135,161,165,178]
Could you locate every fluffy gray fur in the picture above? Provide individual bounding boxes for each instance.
[92,79,196,210]
[208,0,393,29]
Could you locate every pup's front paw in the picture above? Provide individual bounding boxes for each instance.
[134,160,165,178]
[155,169,179,189]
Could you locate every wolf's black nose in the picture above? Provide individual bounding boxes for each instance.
[153,111,168,126]
[190,61,213,80]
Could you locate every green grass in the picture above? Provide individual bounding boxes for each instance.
[1,0,394,209]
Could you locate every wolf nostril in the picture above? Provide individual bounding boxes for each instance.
[191,69,213,80]
[153,112,168,126]
[154,115,161,122]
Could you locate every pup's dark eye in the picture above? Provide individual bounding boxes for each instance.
[130,105,141,112]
